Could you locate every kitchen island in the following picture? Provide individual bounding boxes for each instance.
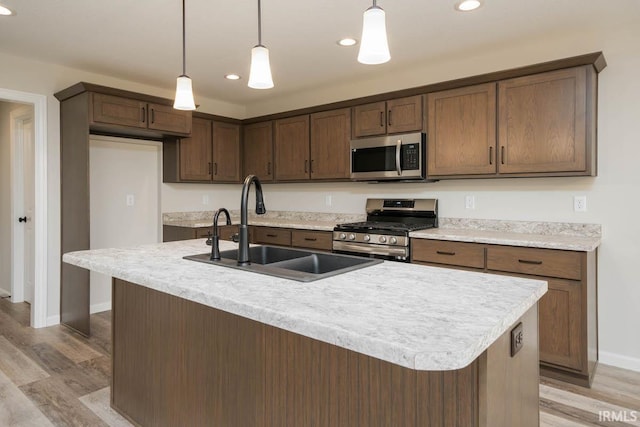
[64,239,547,427]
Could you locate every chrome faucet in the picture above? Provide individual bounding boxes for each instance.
[238,175,266,266]
[210,208,232,261]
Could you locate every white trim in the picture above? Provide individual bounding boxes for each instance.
[46,314,61,327]
[90,301,112,314]
[1,88,48,329]
[600,351,640,373]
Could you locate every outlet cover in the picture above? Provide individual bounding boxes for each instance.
[202,195,210,205]
[325,195,332,207]
[510,322,524,357]
[574,196,587,212]
[126,194,135,206]
[465,195,475,210]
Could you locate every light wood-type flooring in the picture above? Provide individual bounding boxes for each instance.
[1,297,639,426]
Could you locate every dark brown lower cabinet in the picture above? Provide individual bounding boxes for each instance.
[162,225,211,242]
[112,278,539,427]
[411,239,598,387]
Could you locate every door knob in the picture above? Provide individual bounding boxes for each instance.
[18,216,27,223]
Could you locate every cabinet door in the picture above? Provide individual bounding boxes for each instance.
[498,67,587,174]
[427,84,497,176]
[353,101,386,137]
[386,95,423,134]
[147,103,192,135]
[310,108,351,180]
[539,278,583,371]
[274,115,310,181]
[91,93,146,128]
[243,121,274,182]
[212,122,241,182]
[180,117,212,181]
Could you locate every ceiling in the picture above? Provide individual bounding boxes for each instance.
[0,1,634,106]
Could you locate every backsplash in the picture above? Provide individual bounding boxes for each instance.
[439,218,601,237]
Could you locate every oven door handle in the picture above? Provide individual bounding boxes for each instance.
[395,139,402,176]
[333,241,408,257]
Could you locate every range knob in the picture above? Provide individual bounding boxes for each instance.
[389,237,398,245]
[339,233,346,240]
[379,236,387,243]
[363,235,371,242]
[349,233,356,241]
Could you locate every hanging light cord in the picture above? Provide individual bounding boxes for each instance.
[257,0,262,46]
[181,0,186,75]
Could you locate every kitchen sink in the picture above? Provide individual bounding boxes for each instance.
[183,245,382,282]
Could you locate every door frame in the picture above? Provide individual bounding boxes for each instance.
[2,88,48,328]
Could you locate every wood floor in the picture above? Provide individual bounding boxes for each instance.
[1,297,639,427]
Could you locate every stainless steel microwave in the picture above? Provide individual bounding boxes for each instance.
[350,132,426,181]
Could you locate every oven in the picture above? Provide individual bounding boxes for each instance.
[333,198,438,262]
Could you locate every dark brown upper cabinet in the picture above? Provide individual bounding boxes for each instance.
[352,95,423,138]
[91,93,192,135]
[243,121,274,182]
[310,108,351,180]
[274,115,310,181]
[427,83,497,177]
[176,117,241,183]
[180,117,213,181]
[497,66,594,175]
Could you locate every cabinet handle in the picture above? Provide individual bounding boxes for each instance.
[214,162,218,175]
[518,259,543,265]
[266,233,278,238]
[310,159,314,173]
[304,237,317,242]
[304,160,308,173]
[501,146,505,165]
[151,109,155,124]
[208,162,213,175]
[436,251,456,256]
[380,111,384,127]
[489,146,493,165]
[141,107,146,123]
[388,110,392,126]
[267,162,272,175]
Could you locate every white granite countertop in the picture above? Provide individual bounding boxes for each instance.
[63,239,546,371]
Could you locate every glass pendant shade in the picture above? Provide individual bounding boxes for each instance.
[357,5,390,65]
[173,75,196,110]
[248,45,274,89]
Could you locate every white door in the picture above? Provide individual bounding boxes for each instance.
[89,136,161,312]
[22,116,35,304]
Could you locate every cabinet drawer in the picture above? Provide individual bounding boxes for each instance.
[217,225,239,241]
[195,227,212,239]
[254,227,292,246]
[486,246,581,280]
[411,239,485,269]
[291,230,332,251]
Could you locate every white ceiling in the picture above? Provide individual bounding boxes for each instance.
[0,1,634,105]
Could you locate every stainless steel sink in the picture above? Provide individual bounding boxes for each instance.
[183,245,382,282]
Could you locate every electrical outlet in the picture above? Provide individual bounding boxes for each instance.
[574,196,587,212]
[202,195,210,205]
[325,195,332,207]
[126,194,135,207]
[465,195,475,210]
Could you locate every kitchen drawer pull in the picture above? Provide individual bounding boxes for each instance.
[304,237,317,242]
[304,160,308,173]
[208,162,213,175]
[310,159,314,173]
[267,162,272,175]
[380,111,384,127]
[141,107,146,123]
[501,146,505,164]
[266,233,278,238]
[151,108,155,124]
[388,110,392,126]
[436,251,456,256]
[489,146,493,165]
[518,259,543,265]
[214,162,218,175]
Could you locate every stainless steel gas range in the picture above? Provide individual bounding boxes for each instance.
[333,198,438,262]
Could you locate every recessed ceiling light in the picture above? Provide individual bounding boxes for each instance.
[0,4,15,15]
[337,38,358,47]
[225,74,241,80]
[455,0,482,11]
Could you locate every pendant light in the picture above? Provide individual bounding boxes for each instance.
[248,0,274,89]
[357,0,391,65]
[173,0,196,110]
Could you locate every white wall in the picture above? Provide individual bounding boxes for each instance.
[189,18,640,369]
[0,50,245,325]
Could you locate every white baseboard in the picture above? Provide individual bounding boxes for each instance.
[600,351,640,373]
[90,301,112,314]
[46,314,60,327]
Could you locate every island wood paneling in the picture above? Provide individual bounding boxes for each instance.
[111,278,539,427]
